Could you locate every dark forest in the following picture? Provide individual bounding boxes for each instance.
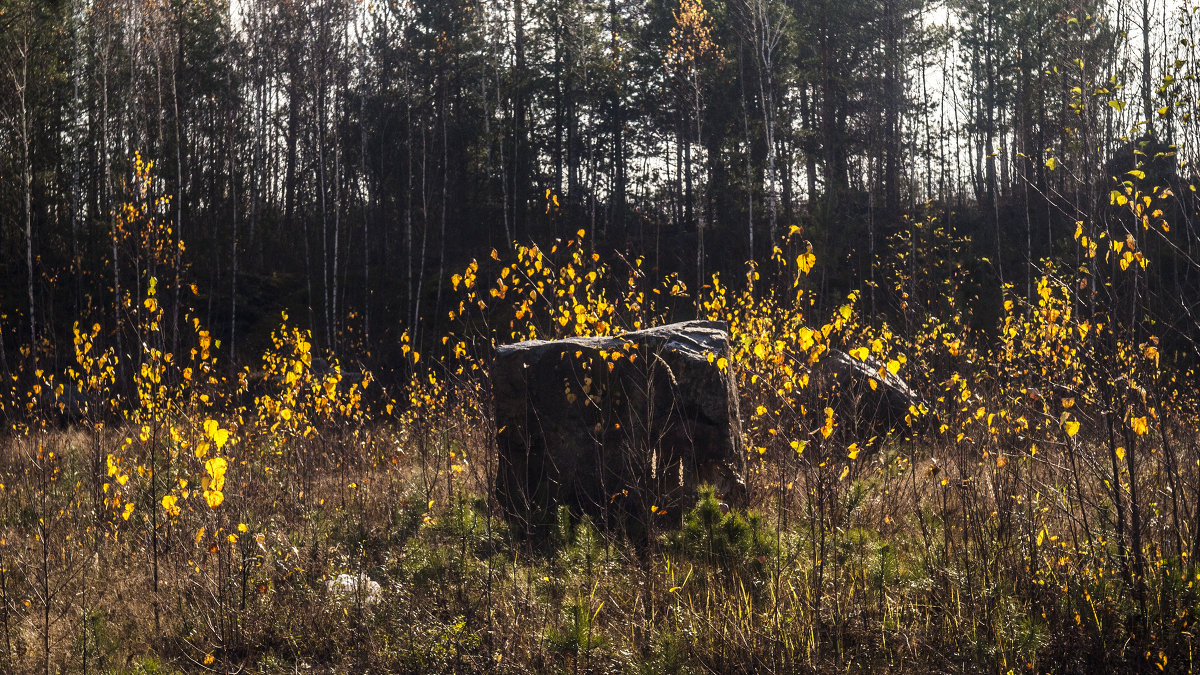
[5,0,1200,371]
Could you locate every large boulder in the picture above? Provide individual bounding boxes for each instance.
[492,320,746,536]
[32,384,95,426]
[811,349,925,437]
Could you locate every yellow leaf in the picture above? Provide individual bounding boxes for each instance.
[797,251,816,275]
[1063,419,1080,438]
[838,465,850,481]
[1037,529,1045,546]
[205,457,228,492]
[205,490,224,509]
[1045,157,1057,170]
[848,347,869,361]
[797,327,816,351]
[1116,446,1126,461]
[1131,416,1149,436]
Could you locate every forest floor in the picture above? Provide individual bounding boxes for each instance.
[0,418,1176,674]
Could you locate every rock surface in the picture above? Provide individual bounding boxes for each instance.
[812,349,925,435]
[492,320,745,536]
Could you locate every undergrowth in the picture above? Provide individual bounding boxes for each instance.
[1,176,1198,673]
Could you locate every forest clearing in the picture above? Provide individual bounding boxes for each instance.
[5,0,1200,672]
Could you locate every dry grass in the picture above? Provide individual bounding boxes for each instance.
[1,410,1195,674]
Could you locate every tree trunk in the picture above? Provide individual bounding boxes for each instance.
[610,0,625,243]
[513,0,527,237]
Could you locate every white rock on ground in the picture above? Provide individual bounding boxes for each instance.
[325,572,383,605]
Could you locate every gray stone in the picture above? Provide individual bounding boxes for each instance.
[492,320,745,536]
[812,348,925,436]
